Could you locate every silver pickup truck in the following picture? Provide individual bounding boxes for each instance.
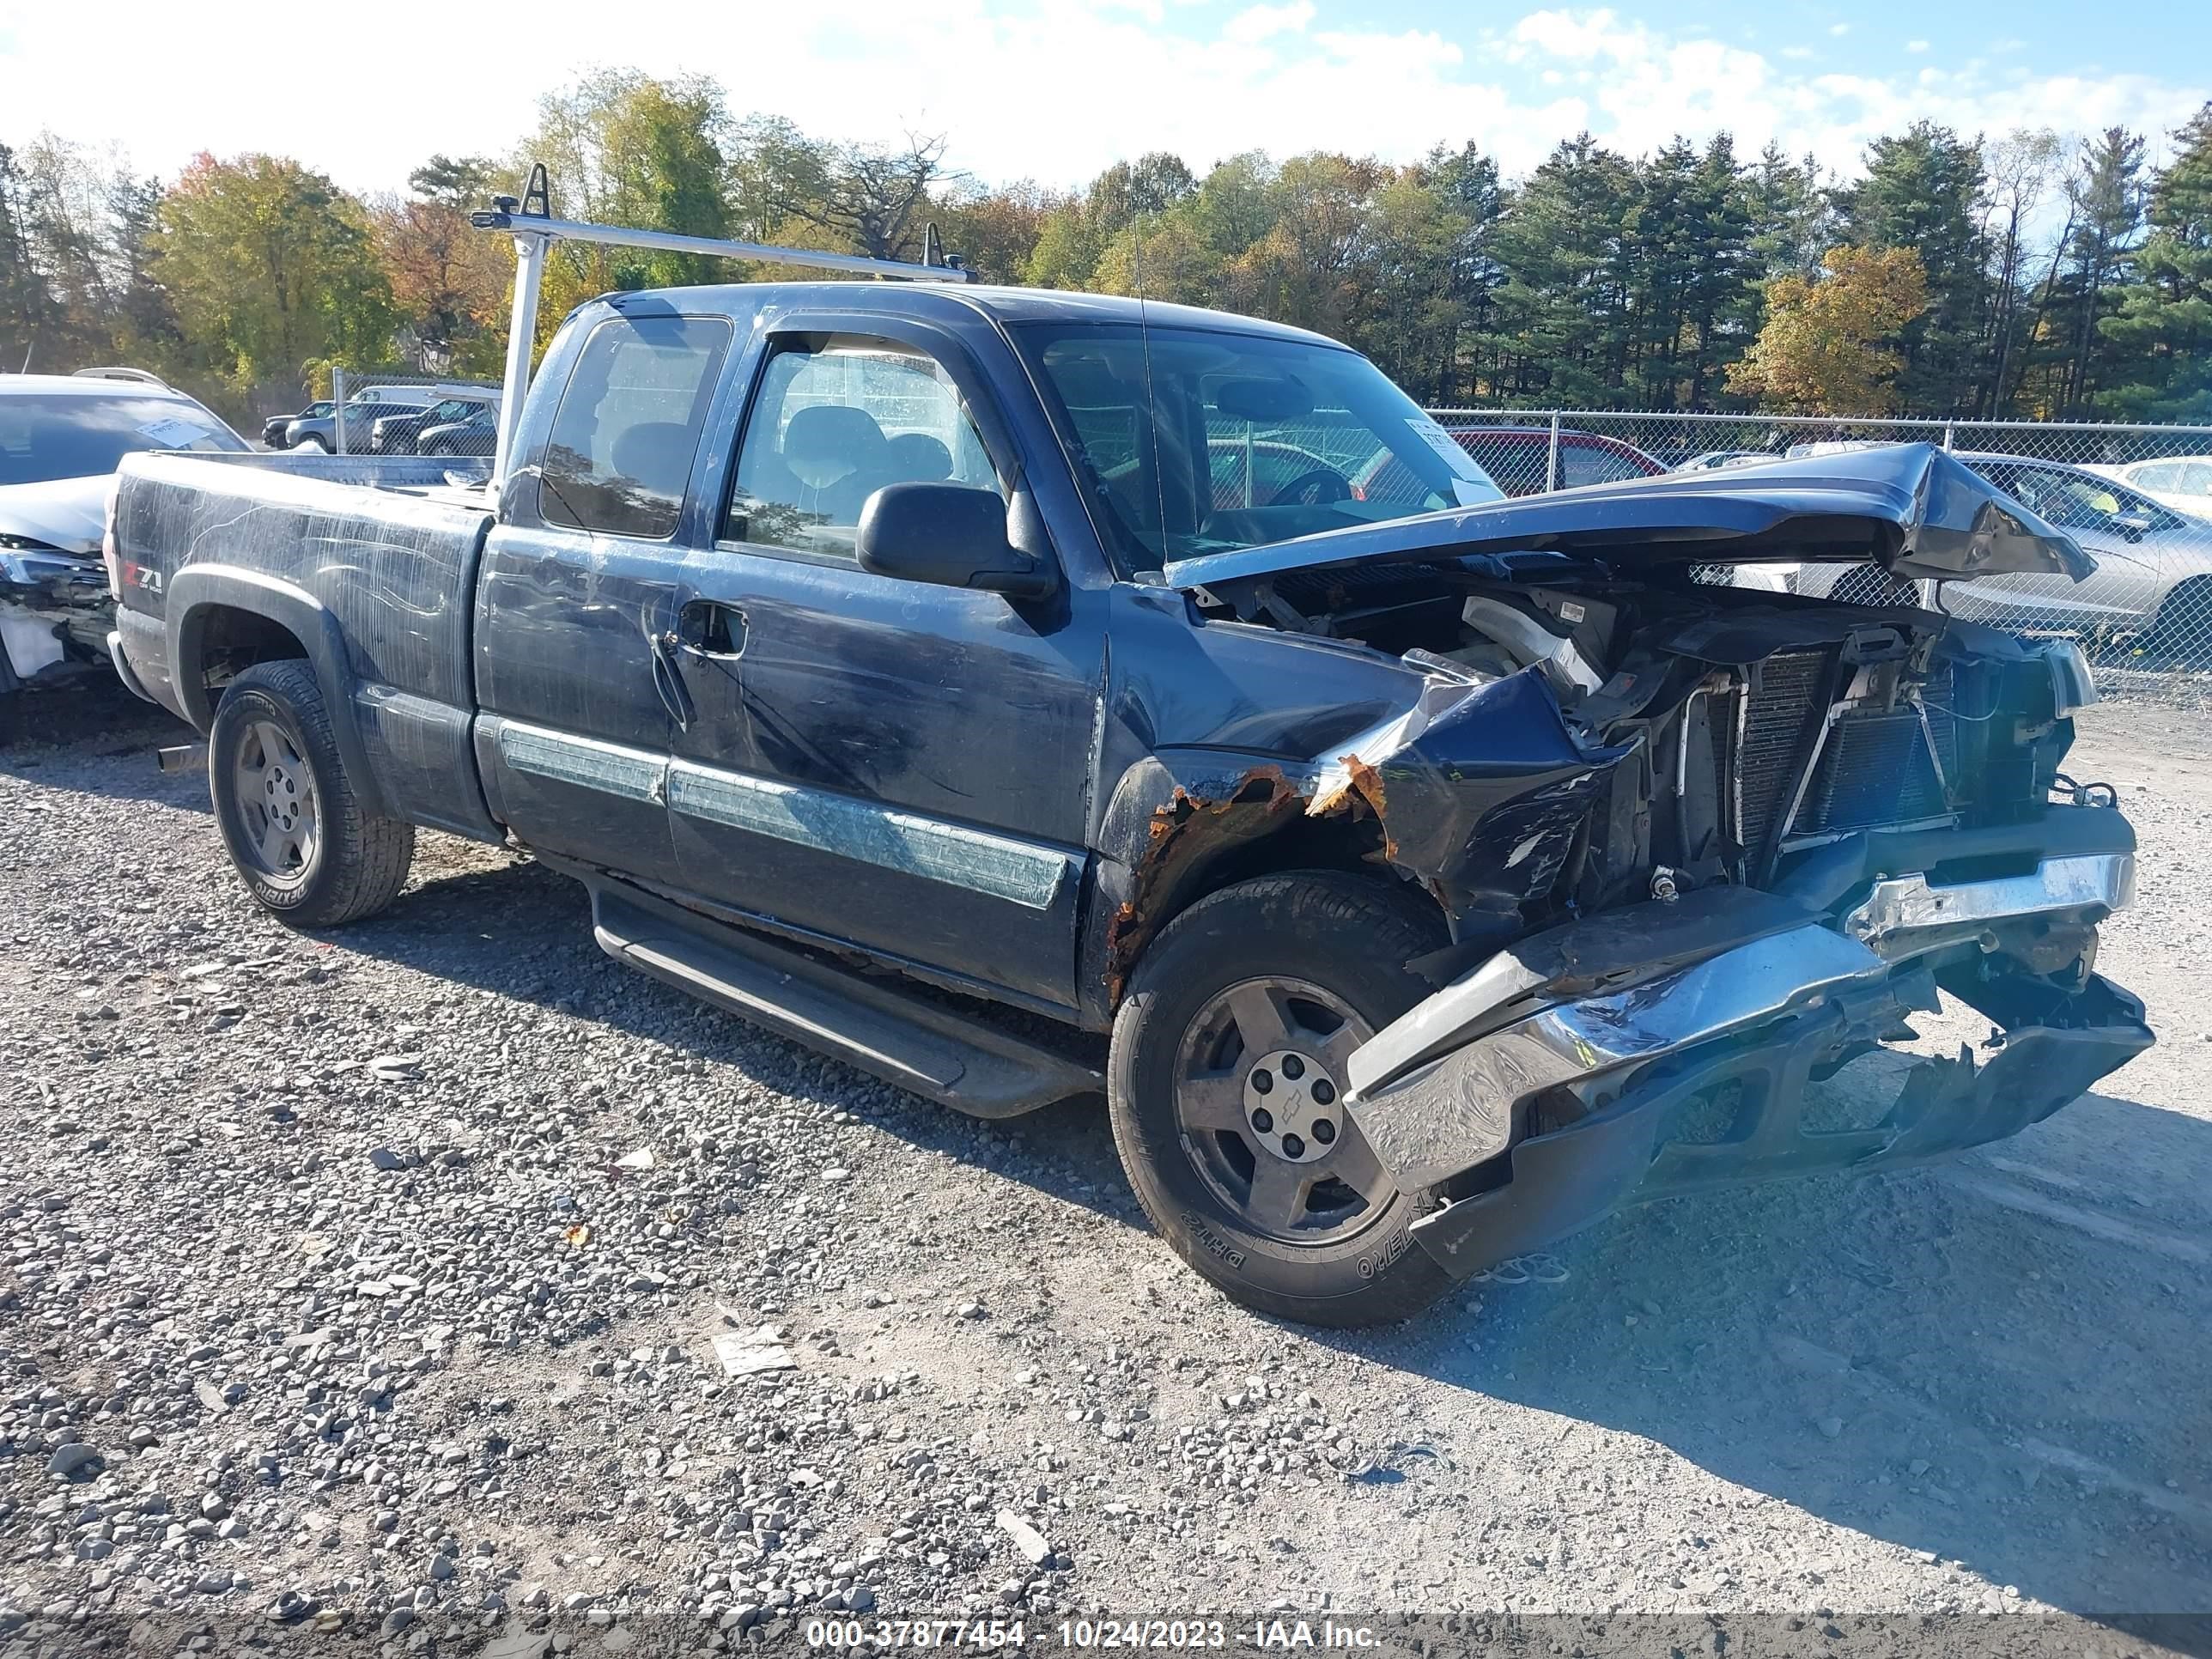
[100,255,2150,1326]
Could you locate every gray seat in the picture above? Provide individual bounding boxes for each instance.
[608,420,695,507]
[781,404,893,523]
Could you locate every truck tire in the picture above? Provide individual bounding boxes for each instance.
[1108,871,1455,1328]
[208,659,414,927]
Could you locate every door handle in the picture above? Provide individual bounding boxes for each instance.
[677,599,747,659]
[648,630,695,732]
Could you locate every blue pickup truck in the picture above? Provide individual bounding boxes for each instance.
[104,278,2150,1326]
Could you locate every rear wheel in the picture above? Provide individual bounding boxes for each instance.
[2152,578,2212,665]
[1108,872,1454,1327]
[209,660,413,927]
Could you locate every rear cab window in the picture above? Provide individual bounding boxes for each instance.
[538,313,733,540]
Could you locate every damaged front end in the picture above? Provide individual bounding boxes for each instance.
[1342,869,2148,1279]
[0,543,113,690]
[1141,442,2152,1278]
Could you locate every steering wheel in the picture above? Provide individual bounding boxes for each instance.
[1271,467,1351,507]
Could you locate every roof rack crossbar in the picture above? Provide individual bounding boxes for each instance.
[474,161,971,486]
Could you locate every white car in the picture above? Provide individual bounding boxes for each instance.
[1,371,246,694]
[2102,455,2212,519]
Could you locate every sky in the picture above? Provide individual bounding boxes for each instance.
[2,0,2208,198]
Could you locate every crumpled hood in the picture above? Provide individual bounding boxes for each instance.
[0,474,110,557]
[1164,442,2093,592]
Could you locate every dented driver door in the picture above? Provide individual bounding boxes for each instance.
[651,312,1107,1016]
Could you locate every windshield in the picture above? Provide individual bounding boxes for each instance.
[0,392,245,485]
[1015,323,1502,570]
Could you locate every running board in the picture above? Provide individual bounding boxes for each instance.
[585,878,1100,1119]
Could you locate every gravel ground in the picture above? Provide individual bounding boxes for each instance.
[2,682,2209,1657]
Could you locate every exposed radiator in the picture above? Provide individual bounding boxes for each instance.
[1736,648,1831,856]
[1796,707,1957,836]
[1733,647,1960,862]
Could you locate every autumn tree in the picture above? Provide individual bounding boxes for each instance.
[1835,122,1988,414]
[371,179,511,377]
[1727,244,1929,414]
[152,153,394,406]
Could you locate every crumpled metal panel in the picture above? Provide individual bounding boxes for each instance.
[1164,443,2091,592]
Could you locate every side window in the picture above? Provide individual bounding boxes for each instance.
[2136,460,2181,489]
[726,336,1001,562]
[1560,442,1644,488]
[540,313,733,541]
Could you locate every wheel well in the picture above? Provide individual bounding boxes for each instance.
[1103,775,1445,1006]
[191,605,312,713]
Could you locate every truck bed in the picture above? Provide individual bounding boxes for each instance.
[110,449,503,840]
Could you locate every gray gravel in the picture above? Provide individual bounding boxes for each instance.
[2,684,2209,1655]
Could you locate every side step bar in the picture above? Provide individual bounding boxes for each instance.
[584,875,1101,1119]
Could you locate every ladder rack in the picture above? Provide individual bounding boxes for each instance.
[471,162,972,485]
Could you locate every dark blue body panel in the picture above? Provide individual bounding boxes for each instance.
[103,283,2096,1034]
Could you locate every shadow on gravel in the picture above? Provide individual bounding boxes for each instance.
[187,807,2212,1635]
[337,854,1134,1226]
[1,677,196,799]
[1302,1066,2212,1637]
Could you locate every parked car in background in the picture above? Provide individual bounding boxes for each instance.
[262,401,333,449]
[2100,455,2212,519]
[1353,425,1664,504]
[1675,449,1773,472]
[1,370,247,694]
[416,404,501,457]
[285,399,431,453]
[371,395,497,456]
[1791,451,2212,650]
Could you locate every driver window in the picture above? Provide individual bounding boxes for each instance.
[726,336,1001,562]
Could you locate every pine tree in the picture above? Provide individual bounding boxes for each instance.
[2097,105,2211,419]
[1835,122,1989,415]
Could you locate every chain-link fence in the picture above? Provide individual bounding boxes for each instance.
[1420,408,2212,674]
[256,369,501,458]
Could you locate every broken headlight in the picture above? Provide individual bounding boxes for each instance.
[2037,639,2097,718]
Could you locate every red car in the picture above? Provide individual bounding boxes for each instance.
[1357,425,1667,501]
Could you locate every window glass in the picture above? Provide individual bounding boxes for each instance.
[2136,460,2181,489]
[1978,463,2185,533]
[0,393,245,485]
[1018,323,1500,568]
[726,337,1001,561]
[539,313,732,540]
[2179,462,2212,496]
[1559,441,1650,488]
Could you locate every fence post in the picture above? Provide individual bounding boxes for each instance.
[1546,412,1561,494]
[332,368,347,456]
[1942,422,1955,452]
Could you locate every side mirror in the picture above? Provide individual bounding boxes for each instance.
[2112,512,2153,542]
[857,482,1056,602]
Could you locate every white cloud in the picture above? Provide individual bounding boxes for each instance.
[1829,21,1850,36]
[0,3,2203,201]
[1222,1,1315,45]
[1905,39,1929,52]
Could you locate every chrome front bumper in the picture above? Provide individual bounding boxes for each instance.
[1344,851,2150,1279]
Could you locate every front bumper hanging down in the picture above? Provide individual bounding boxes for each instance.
[1341,842,2150,1281]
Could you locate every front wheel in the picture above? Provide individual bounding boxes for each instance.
[209,660,414,927]
[1108,872,1455,1327]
